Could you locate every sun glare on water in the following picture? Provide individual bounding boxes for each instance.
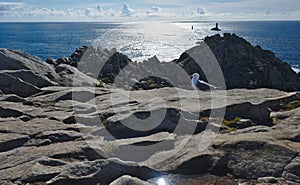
[93,22,199,62]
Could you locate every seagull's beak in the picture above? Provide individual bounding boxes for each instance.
[189,75,193,79]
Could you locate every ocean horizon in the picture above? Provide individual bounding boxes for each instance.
[0,21,300,72]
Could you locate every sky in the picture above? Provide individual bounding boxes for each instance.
[0,0,300,21]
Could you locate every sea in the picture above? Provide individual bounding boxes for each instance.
[0,21,299,72]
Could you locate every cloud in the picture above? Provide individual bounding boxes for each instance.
[97,5,102,12]
[121,4,133,16]
[0,2,24,11]
[84,8,92,16]
[197,7,206,15]
[150,6,160,12]
[145,6,161,16]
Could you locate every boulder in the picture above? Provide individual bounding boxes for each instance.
[0,48,59,81]
[46,159,161,185]
[55,64,98,87]
[0,106,23,118]
[109,175,153,185]
[46,46,88,67]
[0,133,29,152]
[257,177,278,183]
[283,155,300,183]
[0,73,41,97]
[1,69,58,88]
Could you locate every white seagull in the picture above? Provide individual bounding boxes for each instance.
[189,73,218,91]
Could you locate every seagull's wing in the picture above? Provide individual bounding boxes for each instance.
[197,80,218,91]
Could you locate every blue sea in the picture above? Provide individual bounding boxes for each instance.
[0,21,299,72]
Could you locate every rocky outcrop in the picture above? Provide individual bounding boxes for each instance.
[55,64,99,87]
[0,72,41,97]
[1,69,58,88]
[175,33,300,91]
[109,175,153,185]
[0,48,59,81]
[0,47,100,97]
[46,46,88,68]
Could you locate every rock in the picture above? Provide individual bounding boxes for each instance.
[0,118,76,136]
[228,118,255,129]
[109,175,153,185]
[32,87,100,103]
[0,106,23,118]
[45,58,57,66]
[213,127,299,179]
[149,174,237,185]
[283,155,300,183]
[271,106,300,126]
[70,46,88,62]
[63,114,101,126]
[1,69,58,88]
[19,158,66,183]
[0,73,41,97]
[0,133,29,152]
[175,33,300,91]
[55,64,98,87]
[46,159,161,185]
[56,58,77,68]
[0,48,59,81]
[0,95,25,102]
[98,52,131,83]
[48,46,88,68]
[257,177,278,183]
[34,130,82,143]
[0,180,14,185]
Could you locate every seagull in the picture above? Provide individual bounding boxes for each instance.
[189,73,218,91]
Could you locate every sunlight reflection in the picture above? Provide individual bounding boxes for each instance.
[157,178,167,185]
[93,22,200,62]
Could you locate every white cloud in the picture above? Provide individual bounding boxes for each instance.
[97,5,102,12]
[121,4,133,16]
[84,8,92,16]
[0,2,24,11]
[197,7,206,15]
[150,6,160,12]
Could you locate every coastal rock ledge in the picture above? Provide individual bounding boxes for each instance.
[0,34,299,184]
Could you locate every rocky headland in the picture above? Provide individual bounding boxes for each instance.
[0,33,299,185]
